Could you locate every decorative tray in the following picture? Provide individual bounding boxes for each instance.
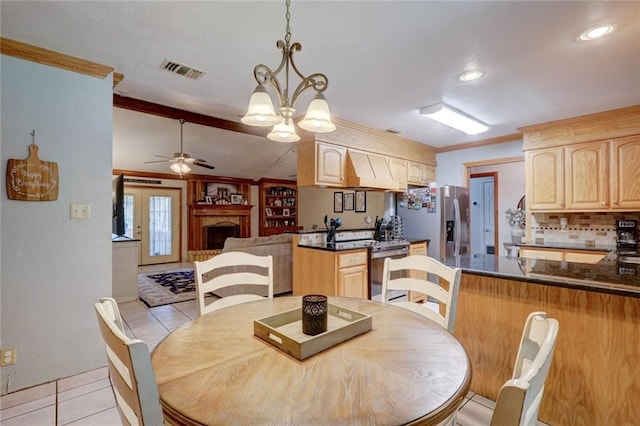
[253,304,372,360]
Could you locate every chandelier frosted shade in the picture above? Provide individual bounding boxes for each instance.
[170,161,191,174]
[241,85,282,126]
[298,93,336,133]
[267,108,300,142]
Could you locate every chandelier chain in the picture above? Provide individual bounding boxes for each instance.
[285,0,291,45]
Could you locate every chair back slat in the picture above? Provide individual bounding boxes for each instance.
[194,251,274,316]
[381,254,461,332]
[94,297,164,426]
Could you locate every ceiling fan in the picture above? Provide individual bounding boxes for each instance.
[145,119,215,176]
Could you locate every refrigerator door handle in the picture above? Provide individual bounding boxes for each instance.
[453,198,461,256]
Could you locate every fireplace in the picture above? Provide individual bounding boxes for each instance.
[203,222,240,250]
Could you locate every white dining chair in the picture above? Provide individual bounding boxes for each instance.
[194,251,273,316]
[381,255,462,333]
[94,297,165,426]
[491,311,560,426]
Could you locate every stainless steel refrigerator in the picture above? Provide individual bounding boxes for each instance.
[398,185,470,260]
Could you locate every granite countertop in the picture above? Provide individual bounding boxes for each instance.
[297,241,373,252]
[442,254,640,298]
[516,242,615,252]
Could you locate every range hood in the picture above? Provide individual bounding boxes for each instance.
[346,150,399,191]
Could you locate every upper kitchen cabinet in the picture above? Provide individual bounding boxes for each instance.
[296,117,436,190]
[525,147,565,210]
[388,157,408,191]
[565,141,609,210]
[407,161,435,186]
[297,141,347,187]
[521,105,640,212]
[611,135,640,210]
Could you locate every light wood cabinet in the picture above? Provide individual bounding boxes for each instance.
[293,241,369,298]
[519,247,607,264]
[388,157,408,191]
[525,147,565,210]
[408,241,428,302]
[297,141,346,187]
[610,135,640,210]
[258,179,302,236]
[112,240,140,303]
[565,141,609,210]
[407,161,435,186]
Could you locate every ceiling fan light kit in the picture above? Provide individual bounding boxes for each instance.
[241,0,336,143]
[419,103,489,135]
[145,119,215,176]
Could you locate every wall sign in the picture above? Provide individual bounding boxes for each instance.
[6,131,59,201]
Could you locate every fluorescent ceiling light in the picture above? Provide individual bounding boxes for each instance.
[419,103,489,135]
[578,24,616,41]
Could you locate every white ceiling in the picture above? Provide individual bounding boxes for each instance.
[2,1,639,180]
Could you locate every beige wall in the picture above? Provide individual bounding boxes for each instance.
[298,187,385,230]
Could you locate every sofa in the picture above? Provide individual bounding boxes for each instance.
[219,233,294,296]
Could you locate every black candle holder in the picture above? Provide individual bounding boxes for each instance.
[302,295,328,336]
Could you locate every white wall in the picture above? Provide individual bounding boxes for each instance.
[436,140,524,187]
[1,55,113,393]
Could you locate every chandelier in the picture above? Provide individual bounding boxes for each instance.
[241,0,336,142]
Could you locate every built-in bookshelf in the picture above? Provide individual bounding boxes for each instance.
[258,179,302,236]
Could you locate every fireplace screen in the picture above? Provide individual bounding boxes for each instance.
[203,223,240,250]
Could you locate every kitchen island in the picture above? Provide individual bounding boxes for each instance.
[444,254,639,425]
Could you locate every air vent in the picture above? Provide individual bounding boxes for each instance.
[159,59,206,80]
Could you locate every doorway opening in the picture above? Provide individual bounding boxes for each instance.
[470,173,498,255]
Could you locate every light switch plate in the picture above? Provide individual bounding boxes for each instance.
[70,203,91,219]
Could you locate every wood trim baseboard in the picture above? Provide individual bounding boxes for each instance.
[112,169,256,185]
[0,37,113,79]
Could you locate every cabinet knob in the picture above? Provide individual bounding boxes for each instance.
[602,201,607,206]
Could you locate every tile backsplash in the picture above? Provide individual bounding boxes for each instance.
[529,212,640,247]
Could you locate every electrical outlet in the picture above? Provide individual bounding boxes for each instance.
[70,203,91,219]
[0,347,16,366]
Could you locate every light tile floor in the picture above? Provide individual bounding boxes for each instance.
[0,262,548,426]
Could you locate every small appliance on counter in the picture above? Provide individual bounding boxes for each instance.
[616,219,640,265]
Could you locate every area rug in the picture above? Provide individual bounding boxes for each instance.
[138,268,199,308]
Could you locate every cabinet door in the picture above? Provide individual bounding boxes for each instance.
[407,161,425,185]
[526,147,565,210]
[519,248,564,261]
[337,265,368,299]
[408,242,428,302]
[316,142,346,186]
[388,157,408,191]
[611,136,640,210]
[565,141,609,210]
[422,166,436,185]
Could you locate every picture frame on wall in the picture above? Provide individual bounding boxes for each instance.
[355,190,366,212]
[343,192,354,211]
[334,191,343,213]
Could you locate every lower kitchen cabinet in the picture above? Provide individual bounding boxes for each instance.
[293,236,368,298]
[519,247,608,263]
[408,241,429,303]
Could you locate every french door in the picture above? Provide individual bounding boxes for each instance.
[124,186,181,265]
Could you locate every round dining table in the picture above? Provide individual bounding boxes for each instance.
[151,296,471,425]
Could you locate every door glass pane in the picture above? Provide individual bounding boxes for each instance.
[124,194,135,239]
[148,195,172,257]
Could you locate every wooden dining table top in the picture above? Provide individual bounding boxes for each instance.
[151,296,471,425]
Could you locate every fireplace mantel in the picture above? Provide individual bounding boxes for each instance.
[192,205,253,216]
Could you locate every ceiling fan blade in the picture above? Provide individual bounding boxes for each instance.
[144,159,170,164]
[193,158,208,163]
[153,154,172,159]
[193,162,216,170]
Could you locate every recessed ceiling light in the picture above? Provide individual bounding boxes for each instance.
[458,70,484,82]
[578,24,616,41]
